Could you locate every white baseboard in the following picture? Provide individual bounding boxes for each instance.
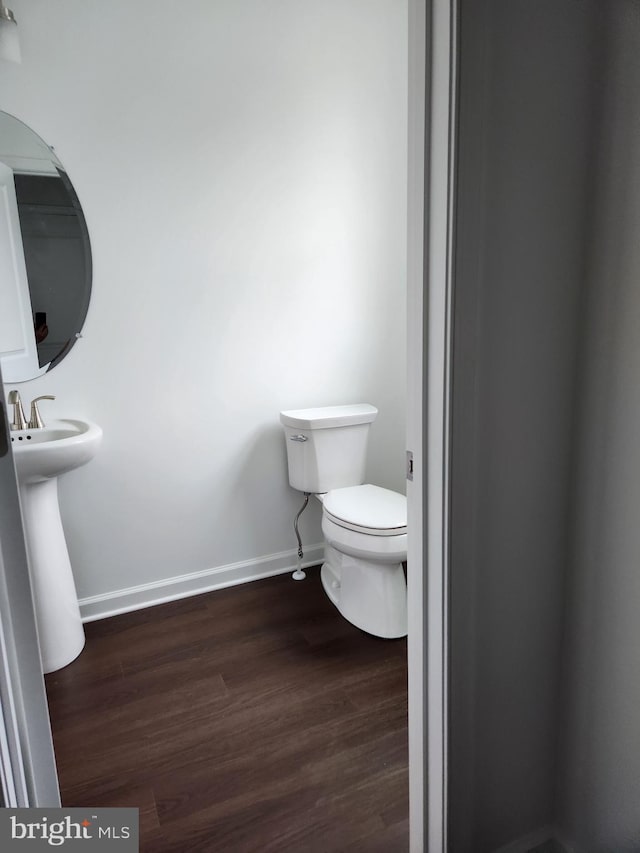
[78,543,325,623]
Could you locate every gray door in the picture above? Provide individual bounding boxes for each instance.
[0,363,59,806]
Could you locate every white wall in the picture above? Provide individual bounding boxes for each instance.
[0,0,407,603]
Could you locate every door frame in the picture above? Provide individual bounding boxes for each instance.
[0,363,60,807]
[407,0,457,849]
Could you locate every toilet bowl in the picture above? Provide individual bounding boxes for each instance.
[319,484,407,639]
[279,403,408,639]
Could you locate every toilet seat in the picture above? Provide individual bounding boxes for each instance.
[322,515,408,563]
[323,484,407,537]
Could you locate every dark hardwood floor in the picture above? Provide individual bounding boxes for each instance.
[44,566,409,852]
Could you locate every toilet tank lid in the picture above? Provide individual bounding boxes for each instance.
[280,404,378,430]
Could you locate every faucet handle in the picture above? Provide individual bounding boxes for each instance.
[28,395,55,430]
[7,390,28,431]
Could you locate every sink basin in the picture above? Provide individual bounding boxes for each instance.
[11,419,102,483]
[12,418,102,673]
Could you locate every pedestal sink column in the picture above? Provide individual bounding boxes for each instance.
[19,478,84,673]
[11,418,102,673]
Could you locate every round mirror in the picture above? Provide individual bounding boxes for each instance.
[0,111,92,381]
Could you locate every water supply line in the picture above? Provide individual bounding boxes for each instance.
[292,492,310,580]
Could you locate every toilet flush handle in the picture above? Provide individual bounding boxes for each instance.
[289,434,308,442]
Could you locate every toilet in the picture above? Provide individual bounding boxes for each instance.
[279,404,407,639]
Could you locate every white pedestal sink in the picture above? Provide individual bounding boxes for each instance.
[11,419,102,673]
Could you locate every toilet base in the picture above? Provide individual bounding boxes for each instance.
[320,544,407,639]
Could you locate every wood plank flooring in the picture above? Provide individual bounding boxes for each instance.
[44,567,409,852]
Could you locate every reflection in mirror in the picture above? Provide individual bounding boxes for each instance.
[0,111,92,381]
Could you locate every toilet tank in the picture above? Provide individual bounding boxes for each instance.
[279,404,378,493]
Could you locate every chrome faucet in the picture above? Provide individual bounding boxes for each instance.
[7,390,27,431]
[28,395,55,429]
[6,392,56,430]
